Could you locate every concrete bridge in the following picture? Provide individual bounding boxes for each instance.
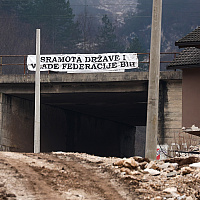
[0,71,182,157]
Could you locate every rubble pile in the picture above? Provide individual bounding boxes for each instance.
[113,156,200,200]
[189,144,200,152]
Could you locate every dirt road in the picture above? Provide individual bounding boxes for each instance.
[0,152,136,200]
[0,152,199,200]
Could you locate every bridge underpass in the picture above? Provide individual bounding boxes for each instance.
[0,71,182,157]
[37,92,147,126]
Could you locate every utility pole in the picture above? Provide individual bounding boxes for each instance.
[83,0,87,52]
[145,0,162,160]
[34,29,41,153]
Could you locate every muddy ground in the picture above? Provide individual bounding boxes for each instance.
[0,152,199,200]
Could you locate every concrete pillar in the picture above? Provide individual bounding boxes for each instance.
[159,80,182,146]
[34,29,41,153]
[145,0,162,160]
[0,93,10,151]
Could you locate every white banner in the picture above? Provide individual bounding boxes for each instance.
[27,53,138,73]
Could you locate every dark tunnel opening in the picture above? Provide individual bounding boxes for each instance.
[39,92,147,157]
[3,92,147,158]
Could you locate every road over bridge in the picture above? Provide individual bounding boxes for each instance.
[0,71,182,157]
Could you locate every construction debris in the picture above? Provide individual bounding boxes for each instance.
[113,156,200,199]
[0,152,199,199]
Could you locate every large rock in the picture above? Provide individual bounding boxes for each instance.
[165,156,199,166]
[138,161,148,170]
[113,159,124,167]
[154,196,162,200]
[144,168,160,176]
[159,162,178,171]
[167,171,177,178]
[189,162,200,168]
[177,195,186,200]
[158,162,170,169]
[145,161,160,170]
[113,157,139,169]
[186,197,193,200]
[163,187,179,198]
[133,156,150,163]
[120,167,132,175]
[124,158,139,169]
[170,163,179,170]
[181,167,194,175]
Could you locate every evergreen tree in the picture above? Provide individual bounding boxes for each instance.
[125,37,145,53]
[77,9,98,53]
[122,0,200,53]
[122,0,152,52]
[97,15,123,53]
[125,37,148,72]
[16,0,81,53]
[56,0,81,53]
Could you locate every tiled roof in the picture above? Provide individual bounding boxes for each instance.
[167,47,200,69]
[175,27,200,48]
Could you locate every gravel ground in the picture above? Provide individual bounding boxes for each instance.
[0,152,199,200]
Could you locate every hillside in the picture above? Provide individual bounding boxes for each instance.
[0,0,200,72]
[71,0,200,52]
[71,0,137,20]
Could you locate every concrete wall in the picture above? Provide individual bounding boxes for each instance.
[40,105,67,152]
[65,110,135,157]
[0,93,34,151]
[0,93,136,157]
[158,80,182,146]
[157,79,200,155]
[135,126,146,157]
[0,93,68,152]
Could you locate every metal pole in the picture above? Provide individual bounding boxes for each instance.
[34,29,41,153]
[145,0,162,160]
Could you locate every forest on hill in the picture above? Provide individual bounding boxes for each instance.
[0,0,200,71]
